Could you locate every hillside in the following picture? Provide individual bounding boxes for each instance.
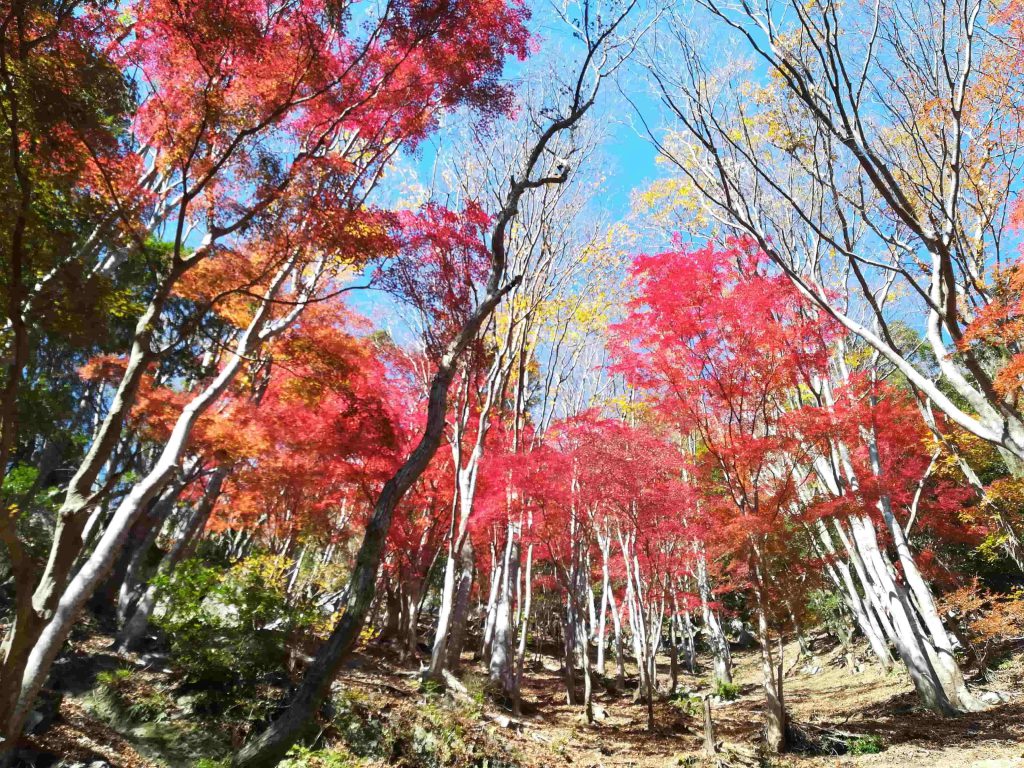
[21,629,1024,768]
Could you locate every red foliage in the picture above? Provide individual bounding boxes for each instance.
[378,203,494,357]
[611,238,835,548]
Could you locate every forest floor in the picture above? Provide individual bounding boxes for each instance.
[19,627,1024,768]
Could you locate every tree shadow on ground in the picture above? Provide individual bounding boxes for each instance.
[842,694,1024,751]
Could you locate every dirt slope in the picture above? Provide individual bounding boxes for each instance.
[22,633,1024,768]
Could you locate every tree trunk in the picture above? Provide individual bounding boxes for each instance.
[697,551,731,684]
[669,614,679,695]
[703,696,716,755]
[512,542,533,716]
[608,577,626,692]
[815,520,892,670]
[114,479,185,625]
[427,534,460,677]
[585,552,597,644]
[833,519,899,658]
[480,541,503,662]
[2,269,290,750]
[596,548,609,675]
[563,596,580,706]
[401,582,422,661]
[489,525,519,702]
[681,609,697,673]
[847,514,958,715]
[445,538,475,671]
[380,583,401,643]
[783,594,810,658]
[116,467,227,652]
[750,556,785,754]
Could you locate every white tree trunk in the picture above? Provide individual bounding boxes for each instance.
[847,514,957,714]
[596,552,609,674]
[10,261,297,734]
[480,538,503,661]
[814,520,892,669]
[750,552,785,753]
[512,542,533,715]
[697,549,731,684]
[427,542,460,678]
[607,572,626,690]
[489,524,519,700]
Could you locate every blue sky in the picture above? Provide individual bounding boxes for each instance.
[345,4,671,340]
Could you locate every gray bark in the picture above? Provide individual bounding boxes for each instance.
[116,467,227,651]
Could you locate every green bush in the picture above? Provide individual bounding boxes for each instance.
[808,590,845,634]
[279,744,356,768]
[406,701,472,768]
[93,669,172,724]
[712,679,741,700]
[322,688,521,768]
[848,734,884,755]
[97,667,134,690]
[91,667,137,719]
[151,554,320,718]
[126,688,173,723]
[668,692,703,718]
[330,689,391,760]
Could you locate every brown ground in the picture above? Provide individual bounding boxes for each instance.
[479,636,1024,768]
[23,632,1024,768]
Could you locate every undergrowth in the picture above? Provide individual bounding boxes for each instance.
[712,679,741,700]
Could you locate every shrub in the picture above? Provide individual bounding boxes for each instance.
[712,679,741,701]
[322,688,521,768]
[151,554,321,719]
[668,693,703,718]
[126,688,173,723]
[330,689,391,760]
[939,579,1024,672]
[91,667,137,720]
[808,590,846,638]
[96,667,134,692]
[406,700,471,768]
[279,745,356,768]
[848,734,884,755]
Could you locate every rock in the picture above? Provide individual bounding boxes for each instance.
[729,619,755,648]
[174,692,203,714]
[19,748,60,768]
[592,704,608,721]
[979,689,1010,705]
[541,658,561,672]
[24,689,62,734]
[138,651,172,672]
[488,713,523,731]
